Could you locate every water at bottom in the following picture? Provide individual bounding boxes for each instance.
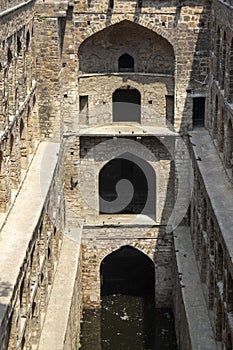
[80,294,177,350]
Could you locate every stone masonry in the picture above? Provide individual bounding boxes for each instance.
[0,0,232,349]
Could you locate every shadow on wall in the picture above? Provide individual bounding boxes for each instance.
[0,281,12,298]
[78,20,175,75]
[0,281,13,344]
[0,281,13,317]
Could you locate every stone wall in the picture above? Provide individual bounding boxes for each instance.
[78,75,174,127]
[189,131,233,349]
[0,0,233,349]
[0,0,39,212]
[206,0,233,183]
[77,135,174,225]
[78,20,174,74]
[52,0,211,134]
[0,141,63,350]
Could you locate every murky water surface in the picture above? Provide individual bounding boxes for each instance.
[80,295,177,350]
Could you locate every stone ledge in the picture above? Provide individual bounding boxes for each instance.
[77,125,178,137]
[174,226,217,350]
[189,130,233,260]
[0,141,59,324]
[38,234,81,350]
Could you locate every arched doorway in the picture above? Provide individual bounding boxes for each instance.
[97,246,177,349]
[100,245,155,297]
[112,87,141,122]
[99,153,156,217]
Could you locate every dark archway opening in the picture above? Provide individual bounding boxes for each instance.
[113,88,141,122]
[100,246,155,297]
[99,154,155,216]
[119,53,134,72]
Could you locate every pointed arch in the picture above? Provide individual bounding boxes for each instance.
[216,300,223,341]
[100,245,155,297]
[118,53,134,72]
[78,18,175,50]
[226,119,233,168]
[221,32,226,90]
[201,244,207,283]
[213,95,218,138]
[216,27,220,81]
[229,39,233,101]
[78,20,175,74]
[218,107,224,152]
[20,118,28,169]
[99,152,156,217]
[208,269,214,309]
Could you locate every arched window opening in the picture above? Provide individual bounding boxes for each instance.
[7,48,12,64]
[209,219,215,255]
[196,224,201,260]
[112,87,141,122]
[226,119,233,168]
[7,48,14,116]
[214,95,218,138]
[229,39,233,102]
[48,246,53,285]
[118,53,134,72]
[217,244,223,281]
[216,300,223,341]
[219,108,224,152]
[100,246,155,297]
[227,272,233,312]
[17,36,22,55]
[10,133,19,189]
[0,151,3,175]
[33,95,36,107]
[19,277,27,316]
[216,28,220,81]
[99,153,156,217]
[193,97,205,127]
[27,107,33,154]
[20,119,28,169]
[201,245,207,283]
[221,32,226,90]
[202,198,207,231]
[208,270,214,309]
[26,30,30,52]
[227,333,233,350]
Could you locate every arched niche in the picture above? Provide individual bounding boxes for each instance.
[78,20,175,74]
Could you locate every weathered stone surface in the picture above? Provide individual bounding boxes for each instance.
[0,0,233,349]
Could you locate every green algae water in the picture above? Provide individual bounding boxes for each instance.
[80,294,177,350]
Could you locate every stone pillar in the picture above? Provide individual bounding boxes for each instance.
[9,132,21,189]
[0,149,10,211]
[17,29,27,107]
[19,117,29,169]
[34,2,68,140]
